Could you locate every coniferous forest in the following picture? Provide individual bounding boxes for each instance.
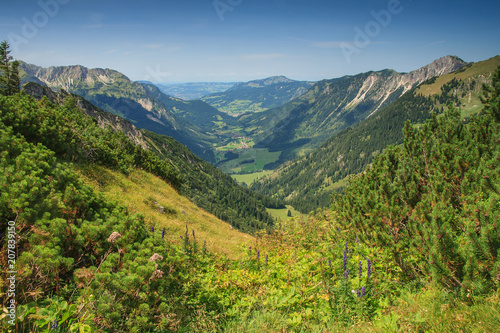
[1,36,500,332]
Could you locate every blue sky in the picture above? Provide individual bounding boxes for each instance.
[1,0,499,83]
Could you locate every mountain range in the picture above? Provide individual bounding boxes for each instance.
[21,81,283,234]
[154,82,236,100]
[251,55,500,213]
[243,56,468,165]
[20,62,224,162]
[19,55,474,174]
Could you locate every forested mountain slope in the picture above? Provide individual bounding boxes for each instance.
[20,62,222,162]
[252,56,500,213]
[242,56,467,165]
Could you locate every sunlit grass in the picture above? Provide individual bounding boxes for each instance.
[77,165,254,260]
[417,55,500,97]
[267,205,303,221]
[232,170,274,185]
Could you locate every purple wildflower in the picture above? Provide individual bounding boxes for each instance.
[52,319,59,329]
[361,286,366,297]
[343,251,347,273]
[151,226,154,232]
[257,250,260,261]
[265,254,268,267]
[356,235,359,244]
[344,268,349,280]
[162,228,165,239]
[367,258,372,278]
[180,236,183,240]
[359,261,362,278]
[328,259,331,267]
[192,229,195,238]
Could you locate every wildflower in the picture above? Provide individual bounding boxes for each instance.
[356,234,359,244]
[162,228,165,239]
[151,226,154,232]
[343,250,347,273]
[359,261,362,278]
[328,259,331,267]
[52,319,58,329]
[150,269,164,280]
[265,254,268,267]
[107,231,122,243]
[344,268,349,279]
[257,250,260,261]
[149,253,164,262]
[367,258,372,278]
[192,229,195,239]
[361,286,366,297]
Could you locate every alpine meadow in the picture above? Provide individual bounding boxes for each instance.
[1,0,500,332]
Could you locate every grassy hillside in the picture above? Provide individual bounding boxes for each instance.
[417,55,500,97]
[78,165,254,260]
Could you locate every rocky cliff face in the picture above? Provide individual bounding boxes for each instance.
[19,62,217,162]
[254,55,468,160]
[22,82,148,148]
[326,55,468,117]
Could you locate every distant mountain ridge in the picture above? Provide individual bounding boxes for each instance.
[202,76,314,115]
[248,55,468,165]
[19,62,227,162]
[155,82,237,100]
[19,56,470,172]
[251,55,500,213]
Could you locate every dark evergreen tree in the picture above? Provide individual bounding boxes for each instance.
[0,41,20,96]
[332,66,500,293]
